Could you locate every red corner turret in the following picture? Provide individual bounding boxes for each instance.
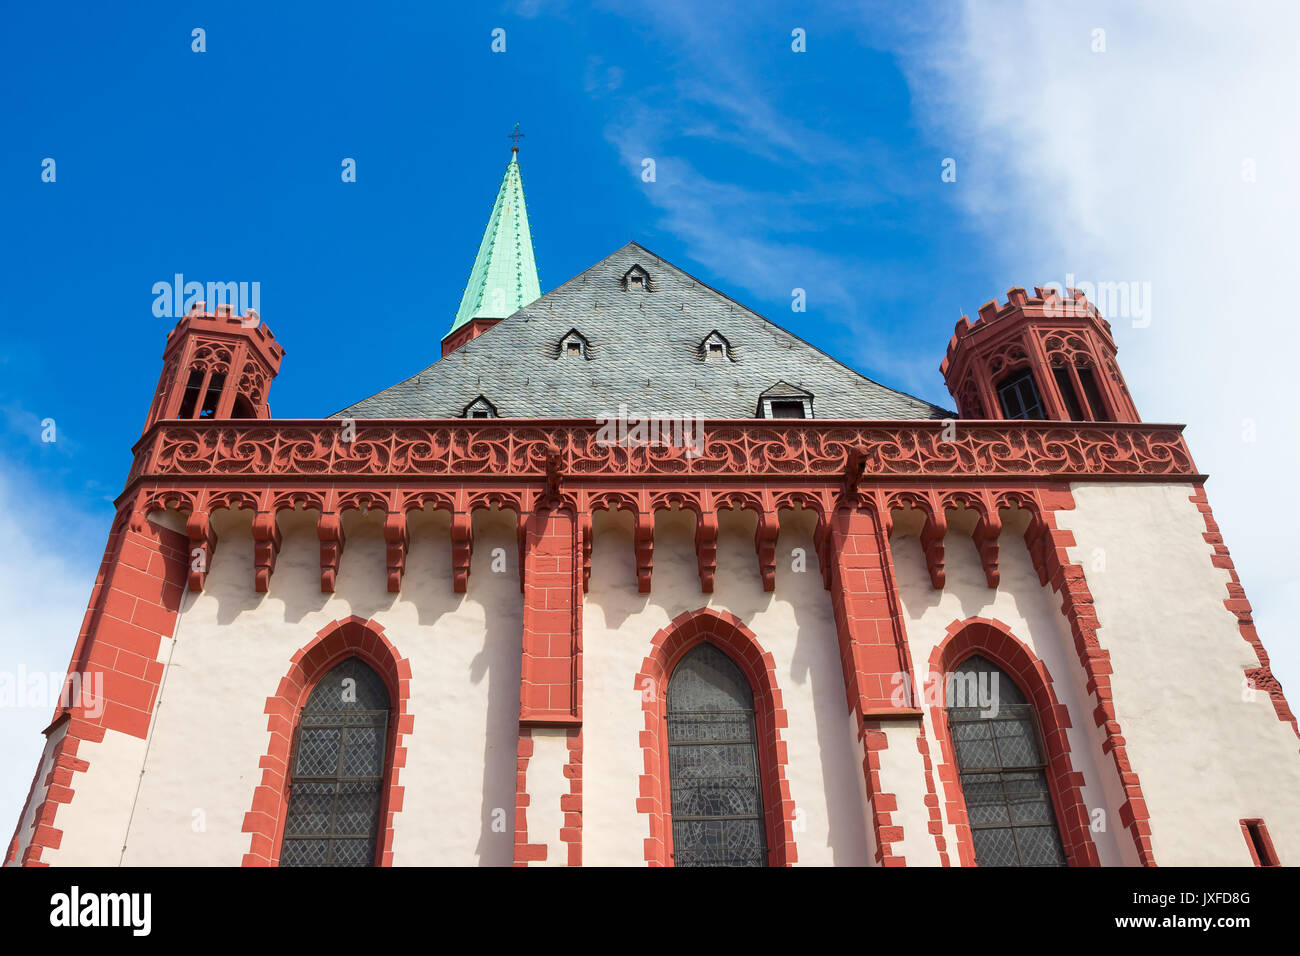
[940,286,1139,422]
[142,302,285,432]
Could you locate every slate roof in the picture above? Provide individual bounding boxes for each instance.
[334,243,952,420]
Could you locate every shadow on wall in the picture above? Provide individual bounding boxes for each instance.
[888,505,1039,624]
[469,507,523,866]
[780,507,873,865]
[589,507,648,629]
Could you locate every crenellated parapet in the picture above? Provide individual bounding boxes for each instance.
[144,303,285,431]
[941,286,1140,423]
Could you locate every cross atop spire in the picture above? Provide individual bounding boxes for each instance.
[509,122,525,155]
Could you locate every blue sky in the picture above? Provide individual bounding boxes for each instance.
[2,2,1297,830]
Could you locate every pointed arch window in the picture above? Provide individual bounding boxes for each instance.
[280,657,391,867]
[947,655,1066,866]
[666,643,768,867]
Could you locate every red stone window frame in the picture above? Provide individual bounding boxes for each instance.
[635,608,797,867]
[1240,819,1280,866]
[927,617,1099,867]
[241,616,412,867]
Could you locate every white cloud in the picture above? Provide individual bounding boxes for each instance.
[0,466,104,845]
[894,0,1300,695]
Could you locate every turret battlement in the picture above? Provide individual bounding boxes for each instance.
[940,284,1137,423]
[942,286,1113,376]
[143,303,285,430]
[164,302,285,371]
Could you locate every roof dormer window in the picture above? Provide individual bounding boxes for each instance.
[558,329,590,360]
[462,395,498,419]
[621,264,654,292]
[701,330,732,362]
[757,381,814,419]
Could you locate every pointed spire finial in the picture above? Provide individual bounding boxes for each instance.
[509,122,524,156]
[446,136,542,336]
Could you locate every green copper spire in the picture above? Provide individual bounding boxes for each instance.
[449,135,541,334]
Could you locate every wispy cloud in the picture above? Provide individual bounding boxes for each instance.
[0,463,106,838]
[587,4,945,397]
[890,0,1300,694]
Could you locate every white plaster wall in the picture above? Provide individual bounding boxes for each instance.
[891,510,1127,866]
[878,720,943,865]
[113,506,522,866]
[581,506,872,866]
[43,725,148,867]
[1060,482,1300,866]
[6,719,66,866]
[526,728,569,866]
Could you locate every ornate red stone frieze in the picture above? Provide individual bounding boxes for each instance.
[127,418,1197,484]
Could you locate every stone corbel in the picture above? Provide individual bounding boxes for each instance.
[973,509,1002,588]
[755,510,780,592]
[384,512,408,593]
[451,509,473,593]
[252,510,281,593]
[578,511,593,592]
[1024,510,1051,587]
[317,511,345,593]
[634,511,654,593]
[517,511,528,594]
[185,510,217,592]
[814,515,833,591]
[921,510,947,590]
[544,450,563,506]
[695,509,718,592]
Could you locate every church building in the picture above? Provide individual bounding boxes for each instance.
[8,141,1299,867]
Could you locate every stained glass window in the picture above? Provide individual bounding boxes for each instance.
[666,643,768,867]
[280,657,390,867]
[947,655,1066,866]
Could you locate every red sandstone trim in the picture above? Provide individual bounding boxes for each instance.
[240,616,412,867]
[1240,818,1280,866]
[513,730,547,865]
[1189,485,1298,742]
[634,608,797,867]
[927,617,1101,867]
[441,317,502,357]
[562,728,582,866]
[861,720,907,866]
[519,507,582,724]
[915,730,951,866]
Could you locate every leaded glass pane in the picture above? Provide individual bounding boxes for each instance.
[947,655,1066,867]
[1016,825,1067,866]
[281,657,390,867]
[667,643,768,867]
[294,728,342,776]
[993,720,1039,767]
[671,819,767,867]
